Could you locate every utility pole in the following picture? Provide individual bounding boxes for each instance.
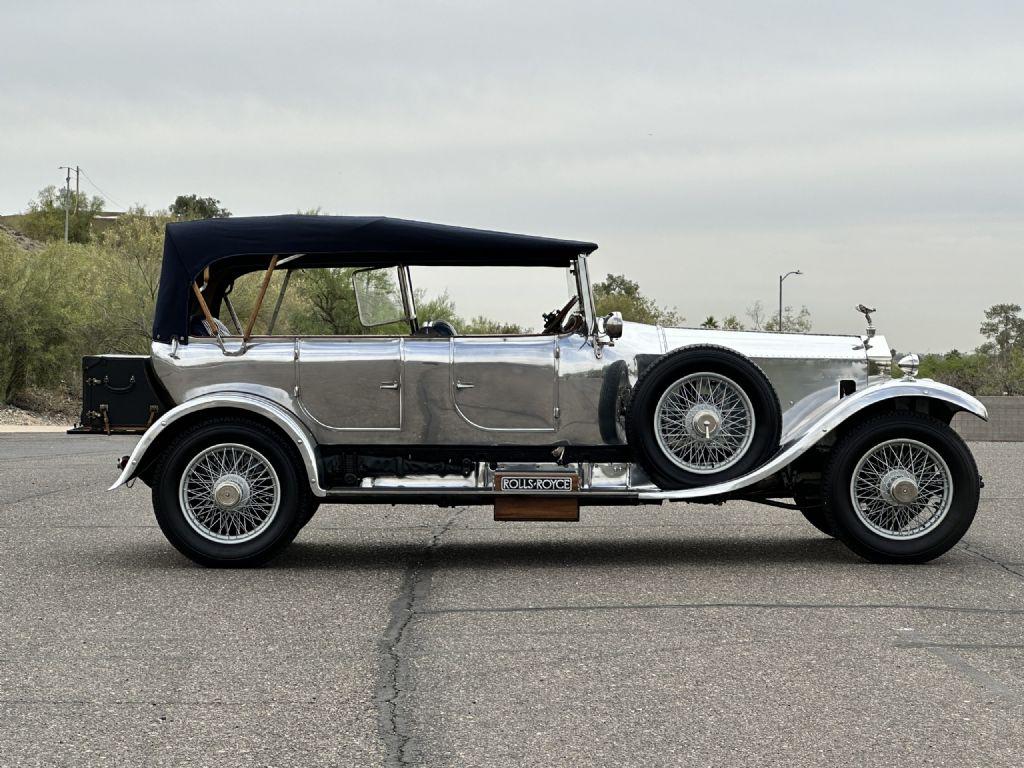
[778,269,803,331]
[58,165,74,243]
[74,165,80,213]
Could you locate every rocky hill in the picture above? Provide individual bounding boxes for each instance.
[0,221,45,251]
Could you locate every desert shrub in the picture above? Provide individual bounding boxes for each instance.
[0,236,91,399]
[19,186,105,244]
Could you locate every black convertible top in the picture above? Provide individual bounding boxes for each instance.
[152,215,597,342]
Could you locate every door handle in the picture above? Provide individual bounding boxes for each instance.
[455,380,475,390]
[379,381,400,390]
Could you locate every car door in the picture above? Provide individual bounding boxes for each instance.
[451,336,557,431]
[296,337,402,430]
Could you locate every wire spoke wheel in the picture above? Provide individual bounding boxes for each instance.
[653,372,756,474]
[178,442,281,544]
[849,438,953,540]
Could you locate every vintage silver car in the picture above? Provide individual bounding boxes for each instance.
[77,215,986,567]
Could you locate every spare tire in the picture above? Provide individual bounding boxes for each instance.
[626,346,782,489]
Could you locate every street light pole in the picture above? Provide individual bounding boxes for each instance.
[778,269,803,331]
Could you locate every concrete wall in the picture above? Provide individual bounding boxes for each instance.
[952,396,1024,441]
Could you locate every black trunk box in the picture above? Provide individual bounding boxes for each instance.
[69,355,168,434]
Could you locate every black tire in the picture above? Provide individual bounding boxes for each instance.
[794,487,835,537]
[598,360,630,443]
[626,346,782,489]
[151,417,309,567]
[299,500,320,529]
[822,413,980,564]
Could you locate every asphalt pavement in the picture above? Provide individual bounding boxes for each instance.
[1,433,1023,767]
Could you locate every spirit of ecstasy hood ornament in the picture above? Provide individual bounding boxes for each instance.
[855,304,877,337]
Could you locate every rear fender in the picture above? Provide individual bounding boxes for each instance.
[108,392,324,496]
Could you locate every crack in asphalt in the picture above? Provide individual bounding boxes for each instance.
[896,629,1019,704]
[376,510,461,767]
[0,483,94,508]
[961,541,1024,579]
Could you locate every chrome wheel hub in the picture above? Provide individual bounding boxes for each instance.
[654,373,755,474]
[881,470,919,505]
[212,473,250,509]
[178,443,281,544]
[850,439,953,540]
[688,407,721,439]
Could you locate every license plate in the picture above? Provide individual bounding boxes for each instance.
[494,473,579,493]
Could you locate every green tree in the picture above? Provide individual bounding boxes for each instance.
[592,274,681,326]
[700,316,719,329]
[764,305,812,333]
[721,314,745,331]
[978,303,1024,360]
[415,291,461,327]
[287,267,408,336]
[20,185,104,243]
[170,194,231,220]
[289,268,363,335]
[919,350,997,396]
[463,316,525,335]
[92,207,171,351]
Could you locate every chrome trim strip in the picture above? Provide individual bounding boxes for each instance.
[295,398,404,433]
[450,390,558,433]
[638,378,987,501]
[108,392,326,497]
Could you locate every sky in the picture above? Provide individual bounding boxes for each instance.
[2,1,1022,351]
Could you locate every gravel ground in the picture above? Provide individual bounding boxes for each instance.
[0,435,1022,767]
[0,404,72,428]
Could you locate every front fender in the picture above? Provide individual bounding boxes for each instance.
[639,378,987,501]
[108,392,324,497]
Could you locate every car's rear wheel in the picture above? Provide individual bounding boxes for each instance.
[626,346,782,489]
[152,417,308,567]
[822,413,980,563]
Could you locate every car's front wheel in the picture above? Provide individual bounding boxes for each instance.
[822,413,980,563]
[151,417,308,567]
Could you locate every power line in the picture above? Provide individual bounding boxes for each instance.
[77,167,128,211]
[57,165,76,243]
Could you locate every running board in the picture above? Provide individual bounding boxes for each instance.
[316,458,784,506]
[320,486,644,507]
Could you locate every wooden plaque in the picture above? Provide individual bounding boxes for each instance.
[493,473,580,522]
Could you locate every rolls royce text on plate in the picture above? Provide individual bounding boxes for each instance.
[73,216,986,566]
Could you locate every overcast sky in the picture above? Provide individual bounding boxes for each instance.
[2,1,1022,351]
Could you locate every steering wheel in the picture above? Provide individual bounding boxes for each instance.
[542,295,580,334]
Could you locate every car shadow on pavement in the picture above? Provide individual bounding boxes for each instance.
[87,533,858,570]
[275,533,860,570]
